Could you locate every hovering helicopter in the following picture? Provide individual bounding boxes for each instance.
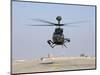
[30,16,86,48]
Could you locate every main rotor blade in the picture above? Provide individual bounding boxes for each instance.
[32,19,56,25]
[28,24,56,26]
[63,20,87,26]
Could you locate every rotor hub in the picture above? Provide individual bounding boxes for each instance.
[56,16,62,21]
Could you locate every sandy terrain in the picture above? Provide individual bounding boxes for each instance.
[12,57,96,74]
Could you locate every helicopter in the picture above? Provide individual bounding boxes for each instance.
[30,16,86,48]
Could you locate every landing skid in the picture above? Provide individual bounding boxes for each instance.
[47,40,56,48]
[47,38,70,48]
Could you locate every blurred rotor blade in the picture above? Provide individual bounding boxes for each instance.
[63,20,87,26]
[32,19,56,25]
[61,24,78,27]
[28,24,56,26]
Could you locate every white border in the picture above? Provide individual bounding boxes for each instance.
[22,0,98,5]
[0,0,99,75]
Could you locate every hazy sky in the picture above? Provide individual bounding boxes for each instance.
[12,1,96,59]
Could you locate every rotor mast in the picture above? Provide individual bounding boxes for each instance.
[56,16,62,28]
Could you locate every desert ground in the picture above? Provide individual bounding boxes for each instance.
[12,56,96,74]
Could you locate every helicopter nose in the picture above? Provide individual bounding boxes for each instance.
[56,16,62,21]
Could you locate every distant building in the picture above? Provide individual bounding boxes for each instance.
[80,54,85,57]
[80,53,88,57]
